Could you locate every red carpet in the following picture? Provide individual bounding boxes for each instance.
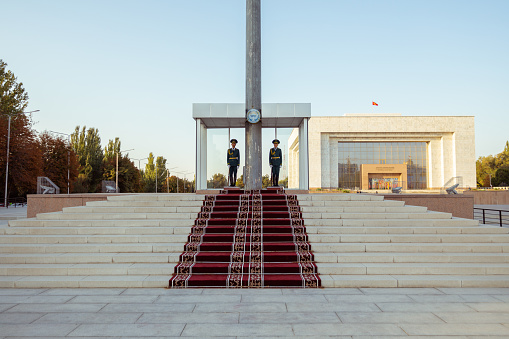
[169,187,321,288]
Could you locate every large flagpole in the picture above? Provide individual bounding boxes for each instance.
[245,0,262,190]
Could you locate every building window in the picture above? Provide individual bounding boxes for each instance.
[338,142,427,189]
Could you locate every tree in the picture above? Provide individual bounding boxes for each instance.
[39,132,79,193]
[0,60,41,198]
[71,126,104,192]
[0,59,28,116]
[476,141,509,187]
[142,153,167,192]
[207,173,227,188]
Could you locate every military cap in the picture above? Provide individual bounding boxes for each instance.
[272,139,280,144]
[230,139,238,144]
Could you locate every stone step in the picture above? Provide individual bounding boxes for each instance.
[4,226,192,235]
[0,275,169,288]
[302,212,452,219]
[298,200,405,207]
[316,263,509,275]
[308,234,509,243]
[320,274,509,288]
[0,253,180,264]
[0,234,189,244]
[9,219,195,227]
[63,206,202,214]
[297,194,385,201]
[86,200,204,207]
[107,194,205,201]
[36,212,197,220]
[0,243,185,253]
[307,226,507,235]
[0,263,176,276]
[304,218,478,227]
[314,252,509,263]
[311,242,509,253]
[301,206,428,213]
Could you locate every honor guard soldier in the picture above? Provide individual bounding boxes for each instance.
[227,139,240,186]
[269,139,282,187]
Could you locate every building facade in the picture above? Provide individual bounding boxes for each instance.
[288,114,475,190]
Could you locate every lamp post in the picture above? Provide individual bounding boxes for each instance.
[132,158,148,170]
[49,130,71,194]
[3,110,39,208]
[116,148,134,193]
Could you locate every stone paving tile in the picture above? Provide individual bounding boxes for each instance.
[458,294,504,302]
[286,301,381,312]
[136,312,239,324]
[193,302,286,313]
[492,294,509,302]
[33,312,143,324]
[324,294,414,303]
[401,323,509,336]
[434,312,509,324]
[155,294,241,303]
[408,294,467,303]
[5,303,106,313]
[121,288,202,295]
[376,302,476,312]
[182,323,295,337]
[337,311,444,324]
[0,312,45,324]
[282,288,363,295]
[40,288,126,296]
[99,303,195,313]
[2,295,75,304]
[0,304,16,312]
[360,287,443,295]
[240,294,328,303]
[1,324,79,337]
[239,311,341,324]
[201,288,283,295]
[68,295,158,304]
[0,288,46,296]
[292,323,406,336]
[466,302,509,312]
[438,288,509,294]
[68,324,186,337]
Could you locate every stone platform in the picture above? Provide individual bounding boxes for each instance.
[1,287,509,337]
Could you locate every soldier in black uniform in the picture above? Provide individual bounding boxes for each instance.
[227,139,240,186]
[269,139,282,187]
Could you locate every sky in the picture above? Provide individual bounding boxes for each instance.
[2,0,508,180]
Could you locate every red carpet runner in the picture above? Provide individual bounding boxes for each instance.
[169,187,320,288]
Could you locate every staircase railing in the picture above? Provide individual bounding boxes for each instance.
[474,207,509,227]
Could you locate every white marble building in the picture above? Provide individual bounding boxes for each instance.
[288,114,475,190]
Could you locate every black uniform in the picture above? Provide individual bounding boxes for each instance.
[227,147,240,186]
[269,147,282,187]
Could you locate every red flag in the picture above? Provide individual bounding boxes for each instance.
[372,102,378,106]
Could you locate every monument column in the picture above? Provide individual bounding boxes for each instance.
[245,0,262,190]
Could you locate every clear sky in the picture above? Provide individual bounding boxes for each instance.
[2,0,508,180]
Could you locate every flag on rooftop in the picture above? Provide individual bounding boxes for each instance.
[372,102,378,106]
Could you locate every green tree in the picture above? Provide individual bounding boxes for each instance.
[0,60,41,198]
[207,173,227,188]
[262,174,271,188]
[39,132,79,193]
[236,174,245,188]
[70,126,104,192]
[142,153,167,192]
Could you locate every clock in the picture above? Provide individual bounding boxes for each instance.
[246,109,261,124]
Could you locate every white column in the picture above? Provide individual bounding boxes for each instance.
[299,118,309,190]
[195,119,208,190]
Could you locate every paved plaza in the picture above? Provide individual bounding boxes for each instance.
[0,287,509,338]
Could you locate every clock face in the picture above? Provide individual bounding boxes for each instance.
[246,109,261,124]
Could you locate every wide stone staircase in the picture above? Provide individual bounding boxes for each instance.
[300,194,509,287]
[0,192,508,288]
